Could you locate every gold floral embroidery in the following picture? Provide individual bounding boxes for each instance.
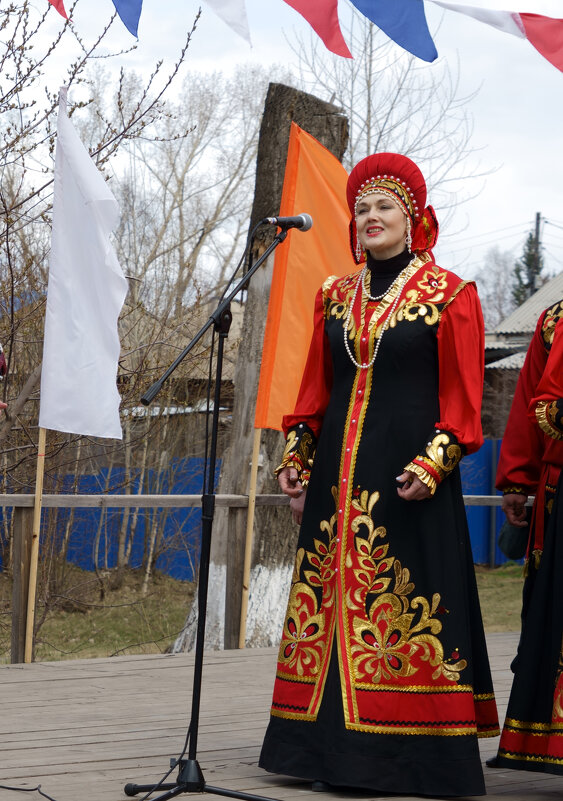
[345,485,467,685]
[276,494,339,676]
[535,400,563,441]
[416,268,449,297]
[541,300,563,350]
[323,273,360,324]
[403,432,463,496]
[426,433,463,476]
[276,481,470,727]
[275,426,316,486]
[348,489,390,609]
[277,582,326,676]
[397,294,440,326]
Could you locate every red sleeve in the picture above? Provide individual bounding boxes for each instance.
[529,318,563,407]
[435,282,484,454]
[495,315,547,493]
[528,318,563,440]
[282,286,333,439]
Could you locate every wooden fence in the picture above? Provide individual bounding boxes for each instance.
[2,493,505,664]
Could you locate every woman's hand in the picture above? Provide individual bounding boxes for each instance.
[278,467,306,524]
[289,490,307,525]
[502,493,528,527]
[396,471,431,501]
[278,466,305,498]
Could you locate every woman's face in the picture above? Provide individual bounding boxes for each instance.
[355,193,408,260]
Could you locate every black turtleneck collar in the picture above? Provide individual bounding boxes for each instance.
[365,249,412,299]
[366,248,412,277]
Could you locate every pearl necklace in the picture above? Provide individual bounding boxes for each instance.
[361,266,401,301]
[343,259,415,370]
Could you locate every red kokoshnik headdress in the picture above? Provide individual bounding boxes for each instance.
[346,152,439,264]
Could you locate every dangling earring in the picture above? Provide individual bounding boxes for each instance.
[405,223,412,253]
[355,233,364,263]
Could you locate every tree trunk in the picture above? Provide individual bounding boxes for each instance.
[173,83,348,653]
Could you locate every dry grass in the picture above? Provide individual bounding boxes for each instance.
[475,562,524,632]
[0,565,194,663]
[0,562,523,663]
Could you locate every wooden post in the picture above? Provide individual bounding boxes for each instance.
[24,426,47,663]
[212,84,349,651]
[11,507,34,663]
[238,427,261,648]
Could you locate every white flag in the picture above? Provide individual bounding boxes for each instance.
[203,0,251,44]
[428,3,525,38]
[39,87,128,440]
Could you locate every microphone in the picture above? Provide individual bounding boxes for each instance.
[264,213,313,232]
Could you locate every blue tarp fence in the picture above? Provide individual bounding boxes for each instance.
[0,442,519,579]
[459,438,518,566]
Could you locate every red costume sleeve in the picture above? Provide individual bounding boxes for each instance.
[405,282,484,495]
[282,286,333,439]
[529,318,563,440]
[495,314,547,493]
[435,282,484,454]
[530,318,563,406]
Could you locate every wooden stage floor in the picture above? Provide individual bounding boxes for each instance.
[1,633,561,801]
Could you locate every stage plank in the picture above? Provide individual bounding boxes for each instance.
[1,635,561,801]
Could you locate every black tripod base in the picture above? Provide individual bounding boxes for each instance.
[124,759,279,801]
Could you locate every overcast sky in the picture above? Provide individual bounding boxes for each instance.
[43,0,563,280]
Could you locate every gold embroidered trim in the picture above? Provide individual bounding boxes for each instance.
[345,723,479,736]
[425,432,463,478]
[275,670,317,684]
[405,431,463,496]
[499,750,563,765]
[479,729,501,739]
[441,279,470,312]
[502,486,528,496]
[272,708,484,736]
[355,682,474,693]
[504,717,563,732]
[271,708,316,722]
[535,400,563,440]
[403,462,438,496]
[322,274,339,295]
[274,426,315,487]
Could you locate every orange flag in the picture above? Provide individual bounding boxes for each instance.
[254,123,355,431]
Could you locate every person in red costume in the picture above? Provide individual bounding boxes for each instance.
[259,153,499,797]
[489,302,563,774]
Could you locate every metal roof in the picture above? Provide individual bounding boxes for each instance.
[485,351,527,370]
[492,270,563,335]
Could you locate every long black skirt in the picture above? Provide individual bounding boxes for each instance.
[260,646,486,797]
[496,469,563,774]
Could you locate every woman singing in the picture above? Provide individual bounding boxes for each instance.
[259,152,499,797]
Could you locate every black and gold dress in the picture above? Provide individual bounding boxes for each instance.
[259,249,499,797]
[493,308,563,773]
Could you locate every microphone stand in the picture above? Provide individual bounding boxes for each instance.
[124,227,288,801]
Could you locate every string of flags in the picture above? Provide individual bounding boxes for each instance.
[48,0,143,37]
[47,1,563,71]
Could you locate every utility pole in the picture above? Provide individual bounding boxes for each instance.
[529,211,541,295]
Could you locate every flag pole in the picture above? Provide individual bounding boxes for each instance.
[24,426,47,663]
[238,427,262,648]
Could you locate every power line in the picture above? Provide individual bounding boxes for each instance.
[545,218,563,231]
[453,220,535,245]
